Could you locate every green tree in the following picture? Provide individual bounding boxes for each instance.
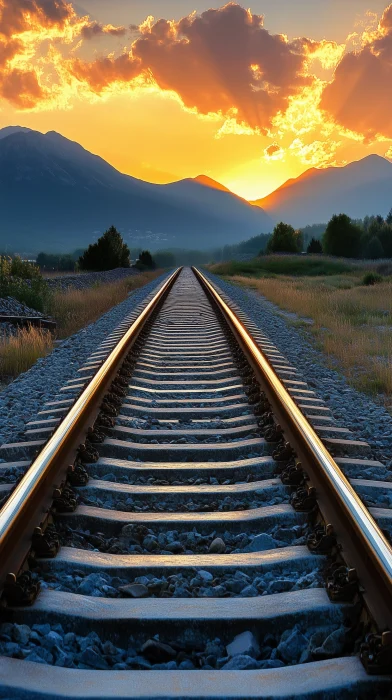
[267,222,303,254]
[135,250,155,270]
[78,226,130,271]
[364,236,384,259]
[307,238,323,254]
[323,214,362,258]
[378,224,392,257]
[386,208,392,225]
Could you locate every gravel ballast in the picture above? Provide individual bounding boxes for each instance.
[0,272,170,448]
[0,297,45,318]
[0,621,347,670]
[204,271,392,470]
[57,523,309,556]
[37,566,323,600]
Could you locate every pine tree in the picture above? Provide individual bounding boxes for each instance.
[135,251,155,269]
[78,226,130,271]
[307,238,323,254]
[267,222,303,253]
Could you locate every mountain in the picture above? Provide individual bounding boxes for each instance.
[193,175,232,193]
[252,155,392,227]
[0,128,272,254]
[0,126,31,140]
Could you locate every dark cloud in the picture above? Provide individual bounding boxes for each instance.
[0,0,72,37]
[71,2,317,131]
[321,3,392,138]
[81,21,127,40]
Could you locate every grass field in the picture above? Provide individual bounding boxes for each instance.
[0,270,161,380]
[209,255,392,403]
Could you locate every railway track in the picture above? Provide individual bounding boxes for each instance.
[0,266,391,698]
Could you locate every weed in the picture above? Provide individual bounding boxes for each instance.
[362,272,383,286]
[221,272,392,401]
[0,326,54,378]
[46,270,161,338]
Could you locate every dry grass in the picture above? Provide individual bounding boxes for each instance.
[0,326,54,378]
[47,270,162,338]
[228,274,392,401]
[0,270,161,380]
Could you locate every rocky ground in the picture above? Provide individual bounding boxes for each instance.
[0,297,45,318]
[37,566,323,600]
[57,522,309,556]
[0,621,348,670]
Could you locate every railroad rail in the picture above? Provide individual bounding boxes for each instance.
[0,266,391,698]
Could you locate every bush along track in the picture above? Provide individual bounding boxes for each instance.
[0,268,390,698]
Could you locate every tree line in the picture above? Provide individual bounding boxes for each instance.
[266,209,392,259]
[34,210,392,274]
[36,227,157,272]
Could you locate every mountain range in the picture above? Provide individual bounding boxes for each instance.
[252,155,392,227]
[0,127,272,254]
[1,126,392,255]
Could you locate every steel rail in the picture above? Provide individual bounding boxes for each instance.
[193,266,392,632]
[0,268,181,586]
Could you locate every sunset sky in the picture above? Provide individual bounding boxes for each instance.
[1,0,392,199]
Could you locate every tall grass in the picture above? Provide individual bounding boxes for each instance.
[47,270,161,338]
[0,270,161,380]
[209,255,356,277]
[227,274,392,401]
[0,326,54,378]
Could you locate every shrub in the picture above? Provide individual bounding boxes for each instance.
[135,250,155,270]
[0,256,50,312]
[267,222,303,254]
[362,272,383,286]
[323,214,362,258]
[79,226,130,271]
[307,238,323,254]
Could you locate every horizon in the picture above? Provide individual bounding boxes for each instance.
[1,1,392,199]
[1,124,390,202]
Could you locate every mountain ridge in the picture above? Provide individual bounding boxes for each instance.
[252,154,392,226]
[0,127,272,254]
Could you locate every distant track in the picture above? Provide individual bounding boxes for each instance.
[0,267,391,699]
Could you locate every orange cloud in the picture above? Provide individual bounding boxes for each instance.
[0,67,44,108]
[71,53,141,92]
[0,0,86,109]
[321,3,392,139]
[69,3,325,132]
[264,142,284,161]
